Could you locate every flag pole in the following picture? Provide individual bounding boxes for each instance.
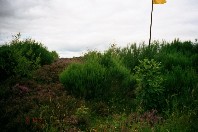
[149,0,154,47]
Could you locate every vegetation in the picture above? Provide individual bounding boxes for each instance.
[0,33,58,81]
[134,59,164,112]
[60,47,135,101]
[0,33,58,99]
[0,36,197,131]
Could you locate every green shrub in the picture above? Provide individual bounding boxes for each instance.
[116,44,140,71]
[0,34,59,81]
[98,48,136,97]
[115,42,161,71]
[156,39,198,71]
[134,59,164,111]
[157,52,192,71]
[161,39,195,55]
[60,62,108,99]
[163,66,198,111]
[60,46,136,100]
[10,38,58,66]
[0,45,16,81]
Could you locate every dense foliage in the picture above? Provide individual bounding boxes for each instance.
[0,37,198,131]
[0,34,58,81]
[134,59,164,112]
[60,39,198,131]
[60,47,136,100]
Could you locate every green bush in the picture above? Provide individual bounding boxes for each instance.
[98,48,136,96]
[0,34,59,81]
[60,46,136,100]
[163,66,198,111]
[156,39,198,70]
[157,52,192,71]
[116,44,141,71]
[0,45,16,81]
[154,40,198,112]
[10,38,58,66]
[60,62,108,99]
[134,59,164,111]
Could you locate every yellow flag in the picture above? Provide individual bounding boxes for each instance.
[153,0,166,4]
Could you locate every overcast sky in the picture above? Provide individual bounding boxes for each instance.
[0,0,198,57]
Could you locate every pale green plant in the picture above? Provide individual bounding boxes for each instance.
[134,59,164,111]
[75,105,90,118]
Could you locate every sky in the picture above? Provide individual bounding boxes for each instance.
[0,0,198,58]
